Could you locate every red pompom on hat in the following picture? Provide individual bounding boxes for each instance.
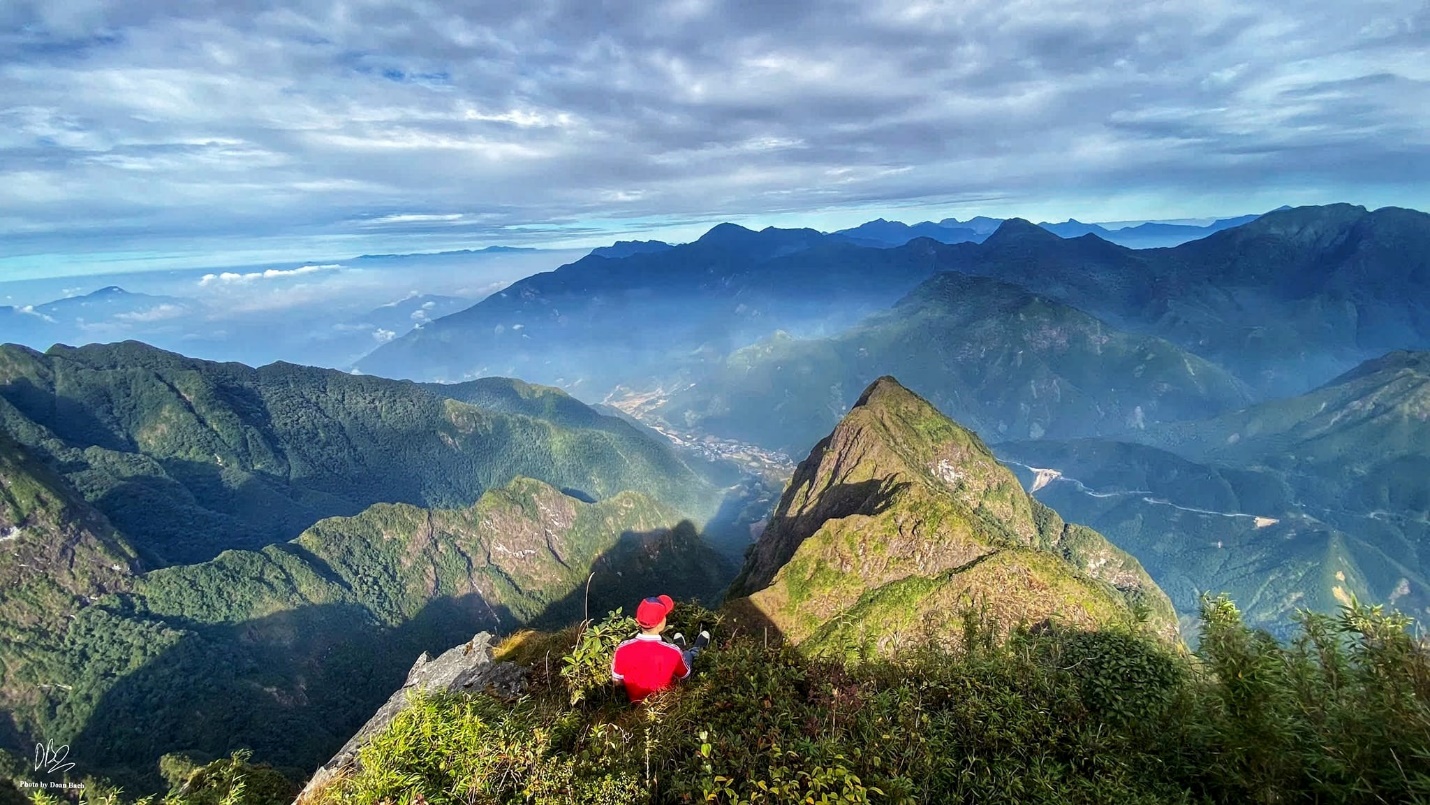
[635,594,675,629]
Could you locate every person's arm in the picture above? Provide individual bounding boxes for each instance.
[611,645,626,683]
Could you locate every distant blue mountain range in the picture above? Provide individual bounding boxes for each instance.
[834,208,1291,249]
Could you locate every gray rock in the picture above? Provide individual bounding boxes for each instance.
[294,632,527,803]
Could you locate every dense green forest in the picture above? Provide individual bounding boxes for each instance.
[0,479,731,795]
[0,342,725,567]
[0,344,752,795]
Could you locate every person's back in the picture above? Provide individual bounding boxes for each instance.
[611,594,709,703]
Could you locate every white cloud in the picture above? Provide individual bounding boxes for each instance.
[16,305,57,323]
[372,327,397,342]
[199,264,343,286]
[113,303,188,322]
[1,0,1426,274]
[363,213,465,226]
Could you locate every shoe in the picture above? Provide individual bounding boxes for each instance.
[672,633,687,648]
[693,630,710,651]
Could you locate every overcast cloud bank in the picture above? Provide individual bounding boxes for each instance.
[2,0,1427,278]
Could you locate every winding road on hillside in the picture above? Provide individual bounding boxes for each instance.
[1001,461,1280,528]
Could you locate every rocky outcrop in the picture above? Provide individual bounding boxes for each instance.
[294,632,526,804]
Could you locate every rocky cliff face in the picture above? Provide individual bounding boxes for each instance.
[728,377,1177,653]
[293,632,526,804]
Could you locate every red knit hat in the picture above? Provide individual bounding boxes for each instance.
[635,594,675,629]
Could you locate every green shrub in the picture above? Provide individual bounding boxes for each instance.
[165,751,295,805]
[560,609,637,706]
[67,597,1430,805]
[1178,594,1430,803]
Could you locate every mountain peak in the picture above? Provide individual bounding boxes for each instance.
[697,222,756,243]
[1237,203,1369,244]
[728,375,1020,599]
[983,217,1063,247]
[728,375,1177,650]
[588,239,673,259]
[852,375,911,408]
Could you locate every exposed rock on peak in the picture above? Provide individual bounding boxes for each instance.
[294,632,526,804]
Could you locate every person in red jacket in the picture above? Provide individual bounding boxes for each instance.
[610,594,710,703]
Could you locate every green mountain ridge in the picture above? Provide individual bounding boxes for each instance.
[1144,348,1430,516]
[0,433,141,756]
[654,271,1250,457]
[996,440,1427,637]
[357,226,952,390]
[0,341,723,567]
[939,205,1430,395]
[996,351,1430,635]
[0,341,753,793]
[728,376,1177,655]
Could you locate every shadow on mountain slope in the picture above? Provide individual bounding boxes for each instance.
[62,523,735,797]
[731,475,909,597]
[0,376,130,454]
[65,594,516,795]
[524,521,736,631]
[91,460,368,567]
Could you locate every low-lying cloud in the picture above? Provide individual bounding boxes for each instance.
[199,264,344,286]
[113,303,189,322]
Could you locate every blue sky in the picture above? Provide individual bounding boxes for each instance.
[2,0,1428,280]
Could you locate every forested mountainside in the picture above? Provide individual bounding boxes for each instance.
[362,205,1429,402]
[38,478,727,792]
[651,271,1250,456]
[0,342,749,793]
[357,224,954,389]
[0,341,725,567]
[0,419,735,791]
[997,351,1430,636]
[935,205,1430,396]
[0,433,140,762]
